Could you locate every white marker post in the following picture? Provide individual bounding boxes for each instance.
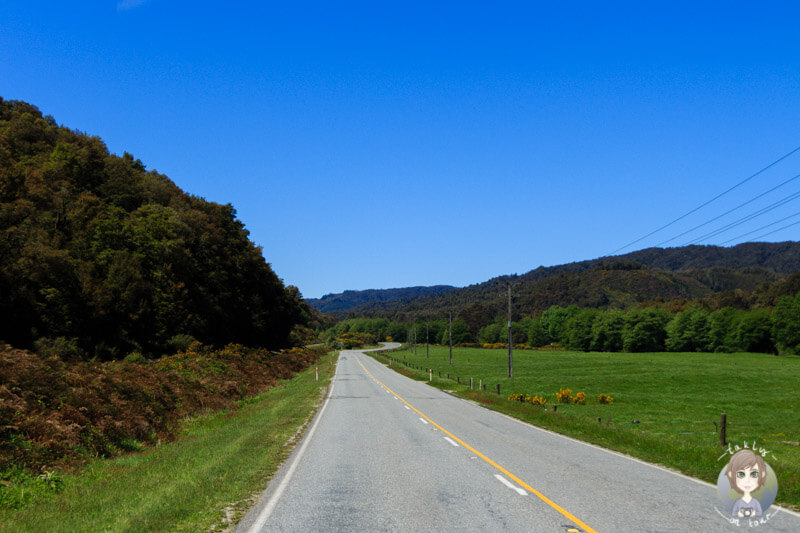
[315,367,318,381]
[429,368,432,382]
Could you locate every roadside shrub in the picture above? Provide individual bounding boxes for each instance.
[507,393,547,407]
[123,351,146,363]
[0,343,324,480]
[556,388,573,403]
[33,337,85,360]
[0,467,65,510]
[555,388,586,404]
[334,332,375,349]
[598,393,614,404]
[166,334,197,353]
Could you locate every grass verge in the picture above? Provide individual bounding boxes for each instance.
[368,345,800,510]
[0,351,338,532]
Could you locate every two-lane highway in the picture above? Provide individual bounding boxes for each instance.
[237,346,800,532]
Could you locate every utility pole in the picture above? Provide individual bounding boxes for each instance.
[426,319,429,358]
[507,281,513,379]
[449,311,453,366]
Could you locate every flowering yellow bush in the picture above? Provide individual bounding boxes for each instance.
[556,388,573,403]
[598,393,614,404]
[529,395,547,407]
[556,388,587,404]
[508,393,548,407]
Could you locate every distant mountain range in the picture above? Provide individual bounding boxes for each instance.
[306,285,456,314]
[307,242,800,319]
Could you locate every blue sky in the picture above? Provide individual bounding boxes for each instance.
[2,1,799,298]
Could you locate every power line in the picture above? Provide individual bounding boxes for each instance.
[749,219,800,242]
[720,211,800,245]
[609,143,800,255]
[684,189,800,245]
[652,171,800,247]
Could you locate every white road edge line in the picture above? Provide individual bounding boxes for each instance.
[418,417,428,424]
[443,437,460,447]
[495,474,527,496]
[246,378,336,533]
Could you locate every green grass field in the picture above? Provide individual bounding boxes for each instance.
[370,345,800,510]
[0,351,338,532]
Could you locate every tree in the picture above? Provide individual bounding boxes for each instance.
[590,310,625,352]
[525,317,549,347]
[478,323,502,344]
[665,305,709,352]
[736,309,774,354]
[773,292,800,355]
[563,309,598,351]
[706,307,739,353]
[623,308,670,352]
[440,320,471,344]
[540,306,579,344]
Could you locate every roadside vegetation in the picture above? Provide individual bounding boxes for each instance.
[369,345,800,510]
[0,343,326,509]
[0,349,337,532]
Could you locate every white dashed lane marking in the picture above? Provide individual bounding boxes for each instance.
[495,474,527,496]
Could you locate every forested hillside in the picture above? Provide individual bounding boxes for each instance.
[306,285,456,314]
[340,243,800,321]
[0,98,313,359]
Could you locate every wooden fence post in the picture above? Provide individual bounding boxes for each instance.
[720,413,727,446]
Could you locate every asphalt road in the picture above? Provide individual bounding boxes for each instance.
[237,345,800,532]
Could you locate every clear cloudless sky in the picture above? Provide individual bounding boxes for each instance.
[2,1,799,298]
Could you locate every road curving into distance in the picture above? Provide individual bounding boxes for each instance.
[237,344,800,532]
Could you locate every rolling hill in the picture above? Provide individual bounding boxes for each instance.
[313,242,800,320]
[306,285,456,314]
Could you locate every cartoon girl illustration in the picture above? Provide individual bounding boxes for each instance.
[725,449,767,518]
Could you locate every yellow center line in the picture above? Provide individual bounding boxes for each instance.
[357,357,597,533]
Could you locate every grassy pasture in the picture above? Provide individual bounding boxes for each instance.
[371,345,800,510]
[0,351,338,532]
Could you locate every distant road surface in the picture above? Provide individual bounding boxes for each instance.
[237,344,800,532]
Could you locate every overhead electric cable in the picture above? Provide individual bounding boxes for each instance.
[749,219,800,242]
[609,143,800,255]
[720,211,800,245]
[684,190,800,245]
[652,172,800,247]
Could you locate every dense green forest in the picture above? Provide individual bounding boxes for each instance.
[327,277,800,355]
[0,98,321,359]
